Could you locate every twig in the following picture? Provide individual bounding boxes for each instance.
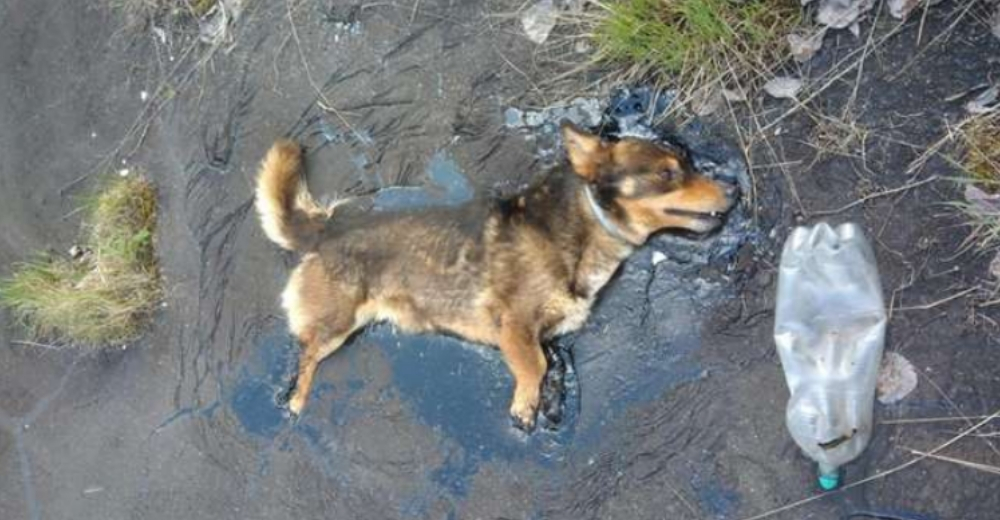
[882,414,1000,425]
[737,409,1000,520]
[809,176,939,216]
[285,0,365,143]
[11,340,64,351]
[900,447,1000,475]
[894,286,976,311]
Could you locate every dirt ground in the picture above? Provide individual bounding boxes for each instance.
[1,1,999,519]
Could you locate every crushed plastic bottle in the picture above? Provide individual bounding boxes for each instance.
[774,222,887,490]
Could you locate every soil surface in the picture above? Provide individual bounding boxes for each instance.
[1,1,999,519]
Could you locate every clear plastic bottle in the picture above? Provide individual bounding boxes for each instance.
[774,222,887,490]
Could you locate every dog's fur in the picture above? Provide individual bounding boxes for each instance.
[256,124,736,430]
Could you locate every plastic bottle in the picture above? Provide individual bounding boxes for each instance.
[774,222,887,490]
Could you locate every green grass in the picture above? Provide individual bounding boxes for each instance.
[592,0,801,88]
[0,177,161,346]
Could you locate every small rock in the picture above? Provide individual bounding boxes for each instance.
[118,168,130,177]
[877,352,918,404]
[763,77,803,100]
[651,251,667,266]
[140,90,149,102]
[522,0,557,44]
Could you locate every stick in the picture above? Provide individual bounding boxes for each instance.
[809,176,939,216]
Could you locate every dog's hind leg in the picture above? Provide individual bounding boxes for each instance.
[499,316,547,432]
[281,254,366,415]
[288,327,357,415]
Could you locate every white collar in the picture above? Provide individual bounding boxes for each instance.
[583,185,634,245]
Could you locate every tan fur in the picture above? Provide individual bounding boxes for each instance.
[255,124,737,429]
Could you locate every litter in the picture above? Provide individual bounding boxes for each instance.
[775,222,887,490]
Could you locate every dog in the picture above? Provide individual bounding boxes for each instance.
[255,123,737,430]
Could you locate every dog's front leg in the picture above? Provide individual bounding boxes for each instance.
[499,317,546,432]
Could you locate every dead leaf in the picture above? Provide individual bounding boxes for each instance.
[788,29,826,63]
[888,0,920,19]
[522,0,557,44]
[877,352,917,405]
[990,251,1000,279]
[966,86,999,115]
[763,77,803,100]
[722,89,747,103]
[692,88,725,116]
[816,0,874,29]
[965,184,1000,215]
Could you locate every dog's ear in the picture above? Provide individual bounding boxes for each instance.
[562,122,607,182]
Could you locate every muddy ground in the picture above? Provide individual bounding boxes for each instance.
[1,1,999,519]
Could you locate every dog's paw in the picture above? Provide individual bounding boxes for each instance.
[509,397,538,433]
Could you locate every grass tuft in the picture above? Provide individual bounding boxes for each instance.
[952,112,1000,252]
[591,0,801,90]
[0,177,161,346]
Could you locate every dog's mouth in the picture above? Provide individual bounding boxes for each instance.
[662,208,729,234]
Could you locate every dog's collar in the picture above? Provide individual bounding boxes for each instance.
[583,185,635,246]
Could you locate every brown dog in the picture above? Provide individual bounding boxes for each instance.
[255,123,737,430]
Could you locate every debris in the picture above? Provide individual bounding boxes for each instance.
[118,168,131,177]
[965,184,1000,215]
[722,88,747,103]
[888,0,921,19]
[651,251,667,266]
[965,85,998,115]
[788,29,826,63]
[522,0,557,44]
[763,77,803,100]
[877,352,918,404]
[140,90,149,102]
[813,0,874,29]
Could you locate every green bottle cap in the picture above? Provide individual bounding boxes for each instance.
[818,472,840,491]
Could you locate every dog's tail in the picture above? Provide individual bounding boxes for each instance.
[255,139,332,251]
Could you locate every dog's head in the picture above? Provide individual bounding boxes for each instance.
[562,123,738,238]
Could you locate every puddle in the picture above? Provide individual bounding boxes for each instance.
[229,327,297,441]
[373,150,473,210]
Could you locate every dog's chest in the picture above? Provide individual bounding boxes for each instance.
[546,262,620,337]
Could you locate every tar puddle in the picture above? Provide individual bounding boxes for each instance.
[228,86,756,511]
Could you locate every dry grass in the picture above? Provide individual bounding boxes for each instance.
[110,0,218,25]
[0,177,161,346]
[952,112,1000,252]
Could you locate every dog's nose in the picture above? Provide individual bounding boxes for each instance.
[722,182,740,200]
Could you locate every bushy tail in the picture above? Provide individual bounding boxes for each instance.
[255,140,331,251]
